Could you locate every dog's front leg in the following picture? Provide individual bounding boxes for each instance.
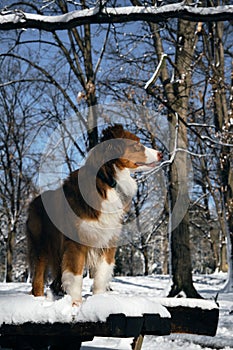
[61,241,88,306]
[93,248,116,294]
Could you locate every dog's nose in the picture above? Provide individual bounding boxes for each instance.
[157,152,163,161]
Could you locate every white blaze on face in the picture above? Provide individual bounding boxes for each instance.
[145,147,161,163]
[134,146,162,172]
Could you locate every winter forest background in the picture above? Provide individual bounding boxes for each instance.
[0,0,232,298]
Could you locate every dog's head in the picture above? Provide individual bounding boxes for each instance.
[99,124,162,172]
[84,124,162,191]
[78,124,162,212]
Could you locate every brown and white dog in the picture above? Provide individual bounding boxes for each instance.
[26,124,162,305]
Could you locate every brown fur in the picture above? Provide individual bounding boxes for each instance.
[26,124,159,297]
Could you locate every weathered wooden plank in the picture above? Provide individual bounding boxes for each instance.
[0,335,83,350]
[0,314,145,349]
[166,306,219,336]
[142,313,171,336]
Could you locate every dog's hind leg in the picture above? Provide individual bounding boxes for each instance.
[32,256,47,296]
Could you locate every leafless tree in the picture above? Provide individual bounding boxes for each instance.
[0,58,45,281]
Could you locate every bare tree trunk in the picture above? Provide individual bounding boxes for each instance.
[225,62,233,287]
[226,164,233,289]
[6,229,15,282]
[208,20,233,289]
[162,232,169,275]
[165,17,202,297]
[167,121,202,298]
[145,12,202,297]
[129,246,135,276]
[168,214,201,298]
[142,248,149,276]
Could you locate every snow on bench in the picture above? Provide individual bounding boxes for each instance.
[0,293,170,325]
[0,285,219,350]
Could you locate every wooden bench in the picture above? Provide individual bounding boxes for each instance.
[0,301,219,350]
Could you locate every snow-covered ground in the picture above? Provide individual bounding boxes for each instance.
[0,273,232,350]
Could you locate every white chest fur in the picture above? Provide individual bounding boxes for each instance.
[77,168,137,248]
[114,167,137,198]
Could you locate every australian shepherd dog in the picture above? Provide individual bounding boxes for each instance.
[26,124,162,305]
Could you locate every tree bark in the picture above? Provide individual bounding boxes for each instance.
[169,7,206,296]
[226,60,233,284]
[167,214,202,298]
[208,20,233,289]
[142,249,149,276]
[6,229,15,282]
[147,8,202,297]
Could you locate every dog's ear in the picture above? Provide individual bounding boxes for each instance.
[86,139,125,170]
[103,139,126,161]
[101,124,124,141]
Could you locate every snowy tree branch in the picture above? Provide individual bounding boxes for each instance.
[0,4,232,31]
[144,53,167,90]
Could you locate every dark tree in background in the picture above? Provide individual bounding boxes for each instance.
[129,0,203,297]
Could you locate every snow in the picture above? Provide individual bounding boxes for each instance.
[0,5,233,31]
[24,9,98,24]
[0,274,233,350]
[0,288,169,326]
[157,297,217,310]
[0,294,74,325]
[76,294,170,322]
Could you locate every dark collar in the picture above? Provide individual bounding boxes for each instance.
[97,169,117,188]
